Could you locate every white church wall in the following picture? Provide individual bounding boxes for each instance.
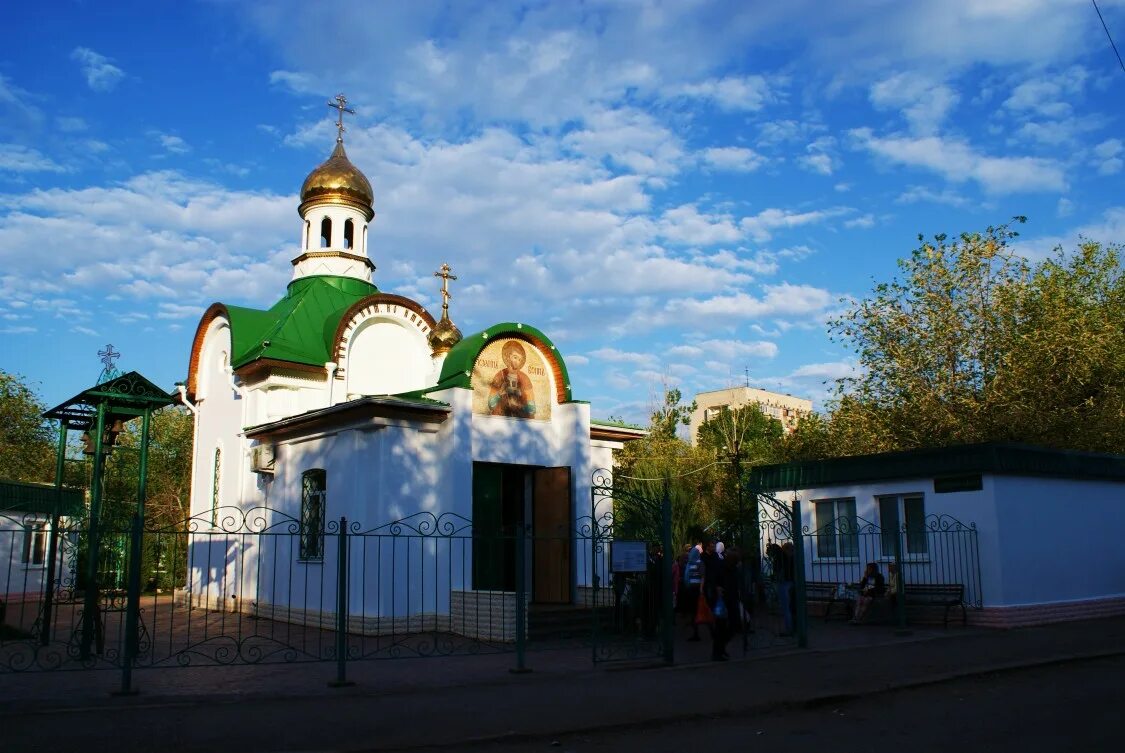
[187,318,248,608]
[345,319,432,397]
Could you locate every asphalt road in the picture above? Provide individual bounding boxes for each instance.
[411,655,1125,753]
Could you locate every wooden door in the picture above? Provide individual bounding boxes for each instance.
[533,467,571,603]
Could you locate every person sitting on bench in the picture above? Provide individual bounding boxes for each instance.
[851,562,886,624]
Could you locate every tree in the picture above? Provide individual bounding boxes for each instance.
[613,389,721,549]
[695,403,784,555]
[820,219,1125,456]
[648,387,696,440]
[0,370,55,483]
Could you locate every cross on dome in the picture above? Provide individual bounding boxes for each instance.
[434,263,457,316]
[327,93,355,142]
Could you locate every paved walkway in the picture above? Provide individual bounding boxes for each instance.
[3,616,1124,752]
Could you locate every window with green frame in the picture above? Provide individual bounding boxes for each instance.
[300,469,326,562]
[878,494,928,557]
[813,498,858,559]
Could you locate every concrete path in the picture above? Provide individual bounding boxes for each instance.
[2,616,1124,752]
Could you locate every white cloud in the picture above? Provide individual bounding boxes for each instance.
[788,361,856,380]
[700,146,766,173]
[672,75,777,111]
[151,132,190,155]
[1003,66,1087,119]
[740,206,852,243]
[849,128,1066,194]
[869,73,959,134]
[71,47,125,92]
[1093,139,1122,176]
[657,204,741,246]
[0,144,67,173]
[1057,198,1074,217]
[797,136,838,175]
[269,70,320,94]
[895,185,970,207]
[844,214,875,229]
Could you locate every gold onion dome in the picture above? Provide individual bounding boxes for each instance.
[299,138,374,220]
[429,315,463,355]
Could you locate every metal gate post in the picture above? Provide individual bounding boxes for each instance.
[791,496,809,649]
[893,525,909,635]
[661,477,674,665]
[40,419,69,646]
[329,516,353,687]
[80,402,107,661]
[117,513,143,695]
[511,524,530,673]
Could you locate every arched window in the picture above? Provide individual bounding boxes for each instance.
[304,220,311,249]
[300,469,326,561]
[343,219,354,250]
[320,217,332,248]
[362,225,367,253]
[211,447,222,526]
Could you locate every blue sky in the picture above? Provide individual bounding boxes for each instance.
[2,0,1123,422]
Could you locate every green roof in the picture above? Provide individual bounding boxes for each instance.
[431,322,573,401]
[591,418,645,430]
[749,442,1125,492]
[0,480,84,517]
[228,275,378,370]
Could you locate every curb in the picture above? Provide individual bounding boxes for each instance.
[367,648,1125,752]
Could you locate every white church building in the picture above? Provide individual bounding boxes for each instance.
[180,102,642,639]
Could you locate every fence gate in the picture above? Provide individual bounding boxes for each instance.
[586,470,673,665]
[741,490,807,651]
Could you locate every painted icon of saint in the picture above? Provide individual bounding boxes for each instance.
[488,340,537,418]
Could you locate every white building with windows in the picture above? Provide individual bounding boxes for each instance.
[180,115,643,639]
[749,443,1125,627]
[689,386,811,443]
[0,481,81,620]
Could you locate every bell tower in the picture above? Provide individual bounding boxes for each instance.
[292,94,376,283]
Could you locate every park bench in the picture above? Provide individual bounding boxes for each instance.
[902,583,966,628]
[804,581,850,621]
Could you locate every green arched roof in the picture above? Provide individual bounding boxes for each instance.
[432,322,573,402]
[227,275,379,370]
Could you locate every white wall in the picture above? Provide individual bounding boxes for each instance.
[789,477,994,607]
[345,319,432,397]
[991,475,1125,607]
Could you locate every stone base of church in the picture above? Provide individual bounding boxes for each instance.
[174,587,529,643]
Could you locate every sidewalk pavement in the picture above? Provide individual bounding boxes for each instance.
[3,616,1125,752]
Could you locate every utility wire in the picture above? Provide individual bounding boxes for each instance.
[1093,0,1125,74]
[615,459,730,481]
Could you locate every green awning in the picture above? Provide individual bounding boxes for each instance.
[0,480,84,517]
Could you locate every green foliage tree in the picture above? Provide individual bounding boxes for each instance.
[810,219,1125,457]
[0,370,55,483]
[695,404,784,553]
[613,389,720,549]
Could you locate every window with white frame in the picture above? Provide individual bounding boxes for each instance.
[878,493,928,557]
[300,469,326,562]
[813,497,858,559]
[211,447,222,526]
[22,521,47,566]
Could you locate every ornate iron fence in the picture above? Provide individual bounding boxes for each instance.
[799,513,982,624]
[0,475,677,688]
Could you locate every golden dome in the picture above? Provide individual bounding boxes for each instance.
[299,138,374,220]
[428,315,463,355]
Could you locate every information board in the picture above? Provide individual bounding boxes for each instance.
[610,540,648,573]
